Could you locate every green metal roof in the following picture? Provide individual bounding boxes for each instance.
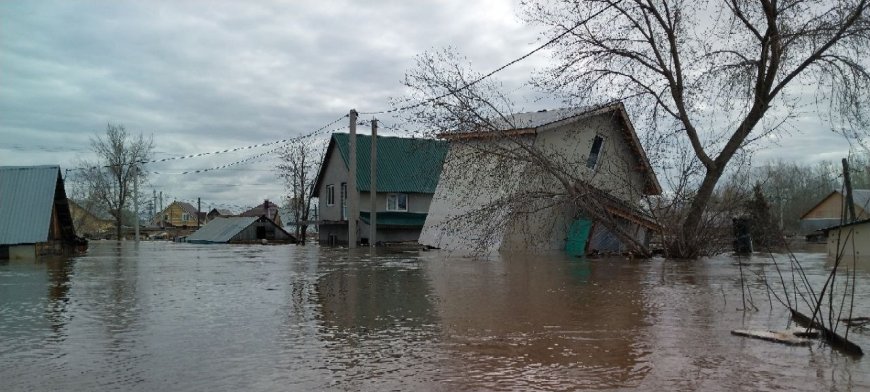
[359,211,427,227]
[331,133,448,193]
[0,166,62,245]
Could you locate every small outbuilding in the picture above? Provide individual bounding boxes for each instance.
[0,165,80,259]
[823,219,870,264]
[800,189,870,241]
[186,215,296,244]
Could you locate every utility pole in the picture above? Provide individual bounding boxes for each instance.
[843,158,856,223]
[159,191,164,229]
[152,190,157,223]
[370,118,378,247]
[348,109,359,248]
[133,164,140,243]
[197,197,201,228]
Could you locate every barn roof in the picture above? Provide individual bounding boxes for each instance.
[0,165,66,245]
[186,216,260,243]
[313,134,449,195]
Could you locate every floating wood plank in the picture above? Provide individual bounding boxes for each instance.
[731,329,813,346]
[791,308,864,356]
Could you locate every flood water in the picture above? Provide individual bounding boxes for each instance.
[1,241,869,391]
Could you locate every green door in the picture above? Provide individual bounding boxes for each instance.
[566,219,592,257]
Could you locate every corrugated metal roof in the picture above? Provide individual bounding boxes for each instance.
[186,216,259,243]
[332,134,448,193]
[0,165,61,245]
[490,104,615,130]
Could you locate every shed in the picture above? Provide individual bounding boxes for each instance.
[800,189,870,241]
[0,165,79,259]
[823,219,870,264]
[186,215,296,244]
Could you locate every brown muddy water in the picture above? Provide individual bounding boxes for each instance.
[1,241,868,391]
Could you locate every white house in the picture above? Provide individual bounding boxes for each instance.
[419,102,662,255]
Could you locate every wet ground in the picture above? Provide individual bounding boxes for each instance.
[1,241,868,391]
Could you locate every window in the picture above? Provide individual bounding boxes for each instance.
[387,193,408,211]
[341,183,347,220]
[326,185,335,206]
[182,213,190,221]
[586,135,605,169]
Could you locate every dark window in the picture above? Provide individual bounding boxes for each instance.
[326,185,335,206]
[256,225,266,239]
[586,135,605,169]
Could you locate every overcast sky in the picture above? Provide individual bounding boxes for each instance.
[0,1,855,213]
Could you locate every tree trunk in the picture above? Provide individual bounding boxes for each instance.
[677,166,726,258]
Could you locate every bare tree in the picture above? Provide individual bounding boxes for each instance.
[77,124,153,240]
[520,0,870,257]
[278,141,321,244]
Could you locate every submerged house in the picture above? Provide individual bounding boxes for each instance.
[800,189,870,241]
[312,133,449,245]
[153,201,205,228]
[68,199,114,239]
[419,102,662,255]
[0,166,79,259]
[206,208,234,221]
[186,216,295,244]
[240,200,283,227]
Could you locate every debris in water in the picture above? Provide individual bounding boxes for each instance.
[730,329,815,346]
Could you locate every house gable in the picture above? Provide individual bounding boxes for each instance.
[801,190,870,221]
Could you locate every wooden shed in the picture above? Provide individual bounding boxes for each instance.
[0,165,80,259]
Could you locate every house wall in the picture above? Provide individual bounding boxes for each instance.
[804,193,870,220]
[421,112,650,253]
[159,203,199,227]
[826,223,870,264]
[531,113,646,205]
[318,147,350,222]
[419,138,531,251]
[359,191,432,214]
[69,203,112,238]
[7,245,36,260]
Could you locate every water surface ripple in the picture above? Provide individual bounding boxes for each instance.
[0,242,867,391]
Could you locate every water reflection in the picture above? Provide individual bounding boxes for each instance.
[1,243,869,391]
[422,253,650,390]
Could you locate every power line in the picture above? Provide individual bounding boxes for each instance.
[143,114,348,165]
[357,5,612,116]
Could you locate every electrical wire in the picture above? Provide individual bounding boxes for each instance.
[357,5,612,116]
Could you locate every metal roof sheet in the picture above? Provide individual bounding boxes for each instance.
[332,134,448,193]
[0,165,61,245]
[490,104,615,130]
[186,216,259,243]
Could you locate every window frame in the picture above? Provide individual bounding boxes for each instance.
[182,213,190,222]
[586,134,606,170]
[326,184,335,206]
[386,193,409,212]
